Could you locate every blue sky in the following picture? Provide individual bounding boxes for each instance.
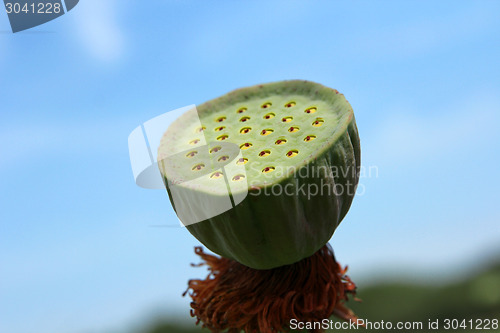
[1,1,499,333]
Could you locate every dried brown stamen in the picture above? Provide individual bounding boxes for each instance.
[184,244,361,333]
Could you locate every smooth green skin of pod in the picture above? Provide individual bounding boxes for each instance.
[158,80,360,269]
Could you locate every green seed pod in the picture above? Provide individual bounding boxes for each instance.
[158,80,360,269]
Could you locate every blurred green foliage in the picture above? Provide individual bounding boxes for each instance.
[138,263,500,333]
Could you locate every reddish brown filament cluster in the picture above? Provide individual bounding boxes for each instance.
[184,244,360,333]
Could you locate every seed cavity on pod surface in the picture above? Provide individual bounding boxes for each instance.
[232,174,245,181]
[312,118,324,127]
[217,134,229,141]
[192,163,205,171]
[189,139,200,145]
[304,135,316,142]
[275,139,287,145]
[236,157,248,165]
[240,127,251,134]
[259,150,271,157]
[210,146,222,153]
[261,129,274,136]
[210,172,223,179]
[262,166,275,173]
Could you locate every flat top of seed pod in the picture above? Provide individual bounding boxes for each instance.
[157,80,354,195]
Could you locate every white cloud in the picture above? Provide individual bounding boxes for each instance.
[0,117,131,171]
[73,0,125,62]
[365,91,500,166]
[0,39,7,66]
[184,2,309,64]
[0,14,11,65]
[348,4,499,59]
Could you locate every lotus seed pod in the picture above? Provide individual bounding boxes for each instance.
[158,80,360,269]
